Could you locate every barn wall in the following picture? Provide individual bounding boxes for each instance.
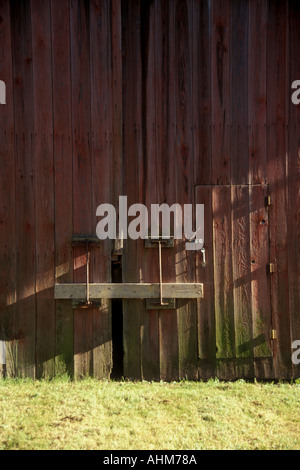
[0,0,299,380]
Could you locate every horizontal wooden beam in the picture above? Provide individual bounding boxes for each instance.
[54,283,204,300]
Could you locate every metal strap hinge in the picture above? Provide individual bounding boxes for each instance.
[266,195,271,207]
[270,329,277,340]
[145,236,174,308]
[71,236,101,309]
[267,263,275,274]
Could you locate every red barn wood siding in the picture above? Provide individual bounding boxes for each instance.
[0,0,299,380]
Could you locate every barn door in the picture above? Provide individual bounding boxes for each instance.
[195,184,273,379]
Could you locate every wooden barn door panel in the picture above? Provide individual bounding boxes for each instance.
[196,184,272,379]
[70,0,114,380]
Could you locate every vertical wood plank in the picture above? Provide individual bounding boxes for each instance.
[51,0,74,377]
[248,0,267,184]
[267,1,291,378]
[156,0,179,381]
[175,0,197,380]
[90,0,112,379]
[231,0,249,185]
[140,0,160,381]
[213,186,235,378]
[249,185,272,362]
[288,0,300,378]
[70,0,93,378]
[193,0,212,185]
[111,0,123,210]
[32,0,55,379]
[0,0,17,377]
[11,0,36,379]
[211,0,231,185]
[122,0,142,379]
[232,185,253,378]
[195,186,216,380]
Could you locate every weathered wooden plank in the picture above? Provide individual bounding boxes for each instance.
[70,0,93,379]
[32,0,55,379]
[211,0,231,185]
[154,0,179,382]
[193,0,212,185]
[212,186,235,378]
[140,0,159,381]
[267,1,291,379]
[249,184,272,361]
[288,0,300,379]
[51,0,74,378]
[195,186,216,379]
[122,0,142,380]
[232,185,253,378]
[248,0,267,184]
[11,0,36,379]
[55,283,204,299]
[90,0,113,380]
[175,0,197,381]
[230,0,249,185]
[0,0,17,378]
[111,0,123,218]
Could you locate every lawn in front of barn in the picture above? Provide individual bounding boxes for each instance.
[0,377,299,450]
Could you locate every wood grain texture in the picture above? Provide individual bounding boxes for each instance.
[155,0,179,382]
[70,0,94,379]
[267,1,291,379]
[248,0,267,185]
[139,0,159,381]
[249,185,272,360]
[11,0,36,378]
[175,0,198,381]
[51,0,74,378]
[55,283,203,299]
[212,186,235,378]
[90,0,112,379]
[122,0,142,380]
[0,0,17,377]
[288,0,300,379]
[32,0,55,379]
[230,0,249,185]
[0,0,299,380]
[232,185,253,378]
[195,186,216,380]
[211,0,231,185]
[193,0,212,185]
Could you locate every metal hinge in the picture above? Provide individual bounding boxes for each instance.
[71,236,102,309]
[145,236,175,308]
[270,329,277,340]
[265,195,271,207]
[267,263,275,274]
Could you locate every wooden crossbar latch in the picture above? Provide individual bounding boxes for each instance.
[55,283,203,300]
[54,236,204,309]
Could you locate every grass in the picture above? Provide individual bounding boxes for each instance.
[0,377,299,450]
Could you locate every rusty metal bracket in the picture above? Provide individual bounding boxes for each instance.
[72,236,101,309]
[145,235,174,248]
[267,263,275,274]
[145,236,175,309]
[146,298,176,310]
[72,236,101,247]
[270,329,277,340]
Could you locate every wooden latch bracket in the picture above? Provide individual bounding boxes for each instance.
[54,236,204,308]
